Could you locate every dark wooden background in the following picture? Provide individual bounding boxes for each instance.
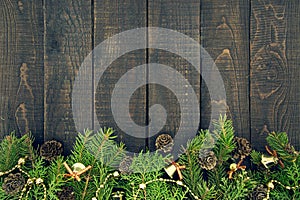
[0,0,299,153]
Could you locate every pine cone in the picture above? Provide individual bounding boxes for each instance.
[119,156,133,174]
[57,186,75,200]
[234,137,252,159]
[198,150,217,170]
[40,140,63,161]
[2,173,26,195]
[248,184,268,200]
[155,133,174,153]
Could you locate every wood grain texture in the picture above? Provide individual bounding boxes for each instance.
[285,2,300,148]
[250,0,290,150]
[201,0,250,139]
[44,0,92,152]
[94,0,147,153]
[1,0,300,152]
[148,0,201,152]
[0,0,44,143]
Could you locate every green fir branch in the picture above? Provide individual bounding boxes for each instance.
[266,132,298,163]
[86,127,125,169]
[179,130,217,199]
[213,115,236,165]
[250,150,262,166]
[0,133,33,171]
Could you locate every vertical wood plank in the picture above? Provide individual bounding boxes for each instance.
[250,0,290,150]
[94,0,147,153]
[148,0,201,153]
[201,0,250,139]
[286,2,300,148]
[44,0,92,152]
[0,0,44,143]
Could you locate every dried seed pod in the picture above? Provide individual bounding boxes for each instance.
[119,156,133,174]
[248,184,268,200]
[198,150,217,170]
[2,173,26,195]
[40,140,63,161]
[233,137,252,159]
[155,133,174,153]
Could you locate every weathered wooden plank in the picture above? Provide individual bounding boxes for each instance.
[148,0,201,153]
[44,0,92,152]
[285,2,300,148]
[201,0,250,139]
[0,0,44,143]
[94,0,147,153]
[250,0,291,150]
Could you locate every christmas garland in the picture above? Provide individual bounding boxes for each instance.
[0,116,300,200]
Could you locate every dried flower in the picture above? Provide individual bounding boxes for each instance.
[198,150,217,170]
[155,133,174,153]
[40,140,63,161]
[2,173,26,195]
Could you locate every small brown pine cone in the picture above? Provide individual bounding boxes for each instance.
[155,133,174,153]
[233,137,252,159]
[40,140,63,161]
[119,156,133,174]
[248,184,268,200]
[2,173,26,195]
[57,186,75,200]
[198,150,217,170]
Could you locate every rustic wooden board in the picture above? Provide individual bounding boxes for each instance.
[0,0,44,143]
[250,0,293,150]
[285,2,300,148]
[44,0,92,152]
[94,0,147,153]
[148,0,201,153]
[1,0,300,152]
[201,0,250,140]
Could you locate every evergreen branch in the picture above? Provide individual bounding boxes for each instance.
[86,127,125,169]
[0,133,33,171]
[46,157,66,200]
[266,132,298,163]
[213,115,236,165]
[250,150,262,166]
[179,130,217,199]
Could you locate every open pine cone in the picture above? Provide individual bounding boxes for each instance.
[155,133,174,153]
[248,184,268,200]
[119,156,133,174]
[57,186,75,200]
[198,150,217,170]
[2,173,26,195]
[233,137,252,159]
[40,140,63,161]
